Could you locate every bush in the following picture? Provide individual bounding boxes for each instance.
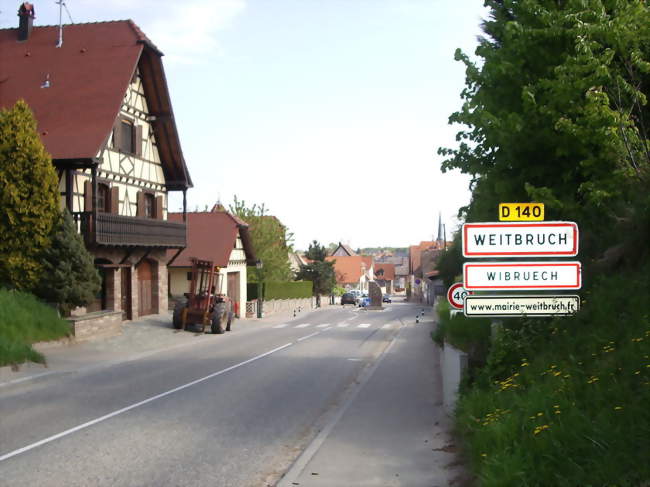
[248,281,314,301]
[0,289,71,366]
[264,281,313,300]
[455,264,650,486]
[434,299,491,364]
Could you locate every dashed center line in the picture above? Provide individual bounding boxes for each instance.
[381,324,392,329]
[316,324,329,328]
[337,323,349,328]
[273,324,288,329]
[358,323,371,328]
[296,324,311,328]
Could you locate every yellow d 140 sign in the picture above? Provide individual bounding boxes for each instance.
[499,203,544,221]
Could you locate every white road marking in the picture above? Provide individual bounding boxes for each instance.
[382,324,392,329]
[295,323,311,328]
[272,324,288,329]
[347,358,363,362]
[297,331,320,342]
[316,324,329,328]
[358,323,371,328]
[0,342,294,463]
[337,323,349,328]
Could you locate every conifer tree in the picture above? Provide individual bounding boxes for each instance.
[0,100,59,290]
[34,211,101,315]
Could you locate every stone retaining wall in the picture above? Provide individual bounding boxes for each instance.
[67,310,123,341]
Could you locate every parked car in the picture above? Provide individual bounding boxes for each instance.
[382,294,392,303]
[341,292,357,305]
[358,294,370,307]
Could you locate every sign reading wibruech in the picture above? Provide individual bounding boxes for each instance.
[463,221,578,258]
[463,261,582,291]
[464,295,580,317]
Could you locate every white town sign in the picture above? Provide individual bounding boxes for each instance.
[463,221,578,258]
[464,295,580,317]
[463,261,582,291]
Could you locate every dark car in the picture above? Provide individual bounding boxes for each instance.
[382,294,392,303]
[341,292,357,305]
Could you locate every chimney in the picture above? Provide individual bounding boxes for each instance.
[17,2,35,42]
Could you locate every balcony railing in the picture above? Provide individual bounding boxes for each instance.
[73,212,186,248]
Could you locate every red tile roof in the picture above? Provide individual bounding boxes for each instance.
[167,212,256,268]
[374,263,395,281]
[326,255,366,284]
[0,20,191,188]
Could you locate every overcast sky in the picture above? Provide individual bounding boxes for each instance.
[1,1,488,250]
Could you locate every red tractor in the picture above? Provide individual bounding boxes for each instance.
[172,258,234,334]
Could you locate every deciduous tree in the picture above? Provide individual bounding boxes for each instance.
[229,196,293,283]
[439,0,650,269]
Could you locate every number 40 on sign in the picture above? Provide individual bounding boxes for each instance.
[447,283,473,310]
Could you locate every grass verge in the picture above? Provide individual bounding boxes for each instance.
[0,288,71,367]
[453,264,650,486]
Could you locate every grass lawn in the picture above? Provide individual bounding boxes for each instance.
[446,264,650,486]
[0,289,71,367]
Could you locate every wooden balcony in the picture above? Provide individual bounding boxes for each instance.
[73,212,186,248]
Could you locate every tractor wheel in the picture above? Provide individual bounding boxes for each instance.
[173,304,186,330]
[211,303,227,334]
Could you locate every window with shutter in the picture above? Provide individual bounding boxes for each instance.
[97,184,110,213]
[144,193,155,218]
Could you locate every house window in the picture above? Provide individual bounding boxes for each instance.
[119,120,135,154]
[97,184,110,213]
[144,193,155,218]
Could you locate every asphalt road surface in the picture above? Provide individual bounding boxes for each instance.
[0,299,447,486]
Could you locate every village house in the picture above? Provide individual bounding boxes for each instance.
[374,263,395,294]
[0,7,192,320]
[330,242,357,257]
[167,207,256,318]
[326,255,374,292]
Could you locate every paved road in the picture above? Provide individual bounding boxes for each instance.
[0,299,462,486]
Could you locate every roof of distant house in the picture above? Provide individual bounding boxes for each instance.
[325,255,367,284]
[0,19,191,189]
[167,211,256,268]
[374,263,395,281]
[331,242,357,256]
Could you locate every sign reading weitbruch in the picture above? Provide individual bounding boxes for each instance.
[461,203,582,318]
[463,221,578,258]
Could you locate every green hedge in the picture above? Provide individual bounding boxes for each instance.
[247,281,313,300]
[265,281,312,300]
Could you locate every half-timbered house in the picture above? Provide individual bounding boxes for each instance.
[0,8,192,319]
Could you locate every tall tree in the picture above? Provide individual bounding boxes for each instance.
[296,240,337,305]
[439,0,650,270]
[305,240,327,261]
[0,100,59,290]
[33,211,101,315]
[229,196,293,283]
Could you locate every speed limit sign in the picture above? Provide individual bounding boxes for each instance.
[447,283,472,310]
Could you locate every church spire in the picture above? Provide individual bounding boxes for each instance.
[436,212,443,243]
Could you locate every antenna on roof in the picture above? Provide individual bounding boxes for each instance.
[55,0,74,48]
